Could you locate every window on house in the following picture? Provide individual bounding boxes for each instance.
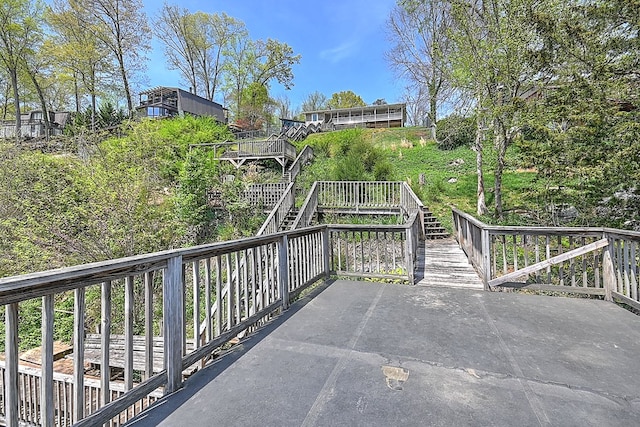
[311,113,318,121]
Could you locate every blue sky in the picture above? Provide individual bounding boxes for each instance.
[142,0,402,111]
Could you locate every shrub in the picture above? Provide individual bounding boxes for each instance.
[436,115,476,150]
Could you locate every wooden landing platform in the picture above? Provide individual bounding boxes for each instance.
[415,238,484,289]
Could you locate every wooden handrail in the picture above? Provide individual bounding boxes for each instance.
[451,208,640,308]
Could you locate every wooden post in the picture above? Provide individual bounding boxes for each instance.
[481,228,491,291]
[603,248,616,302]
[124,276,134,391]
[5,303,19,427]
[405,225,415,284]
[322,227,331,278]
[278,235,290,309]
[101,281,111,407]
[41,294,55,427]
[73,287,85,423]
[164,256,184,394]
[144,272,153,381]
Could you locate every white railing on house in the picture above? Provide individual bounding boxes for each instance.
[331,112,403,126]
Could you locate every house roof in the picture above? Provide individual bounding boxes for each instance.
[139,86,226,110]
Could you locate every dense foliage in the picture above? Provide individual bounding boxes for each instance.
[300,128,393,185]
[390,0,639,225]
[0,116,246,278]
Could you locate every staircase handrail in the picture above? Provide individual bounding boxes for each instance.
[292,181,319,229]
[257,181,296,236]
[287,145,314,182]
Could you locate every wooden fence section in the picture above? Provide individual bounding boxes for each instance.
[285,145,313,183]
[0,222,423,426]
[213,139,297,168]
[292,181,424,233]
[0,227,324,427]
[452,209,640,309]
[257,182,296,235]
[0,361,162,427]
[328,212,422,284]
[244,183,289,210]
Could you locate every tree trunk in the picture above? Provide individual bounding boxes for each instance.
[10,68,21,142]
[429,97,437,140]
[493,119,508,219]
[120,57,133,116]
[475,116,488,216]
[74,72,81,114]
[27,70,51,139]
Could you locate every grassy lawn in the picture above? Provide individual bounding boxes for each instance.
[300,127,540,231]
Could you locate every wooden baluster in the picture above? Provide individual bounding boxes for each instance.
[74,286,86,422]
[42,295,54,427]
[124,276,134,391]
[101,281,111,407]
[144,272,153,380]
[164,256,184,394]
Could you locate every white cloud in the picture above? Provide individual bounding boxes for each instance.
[319,40,359,63]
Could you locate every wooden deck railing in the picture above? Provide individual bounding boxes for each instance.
[328,212,422,283]
[0,220,422,426]
[256,182,296,235]
[293,181,424,235]
[0,227,328,427]
[452,208,640,310]
[215,139,296,161]
[0,361,162,427]
[285,145,314,183]
[244,183,289,210]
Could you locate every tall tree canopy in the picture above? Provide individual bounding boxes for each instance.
[327,90,366,109]
[155,6,246,102]
[74,0,150,115]
[0,0,43,140]
[392,0,639,226]
[386,0,454,139]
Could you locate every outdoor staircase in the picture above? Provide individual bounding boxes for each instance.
[423,207,449,239]
[279,208,299,231]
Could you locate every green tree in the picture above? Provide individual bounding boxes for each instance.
[520,0,640,227]
[0,0,43,140]
[300,91,328,113]
[252,38,301,90]
[327,90,366,109]
[154,4,200,95]
[48,0,112,123]
[155,6,246,102]
[75,0,150,115]
[449,0,545,218]
[386,0,455,139]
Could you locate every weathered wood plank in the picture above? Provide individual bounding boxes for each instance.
[496,282,606,295]
[489,238,609,288]
[125,276,134,391]
[164,256,184,394]
[73,287,85,422]
[41,295,55,427]
[5,303,19,427]
[101,281,111,407]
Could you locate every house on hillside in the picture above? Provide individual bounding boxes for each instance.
[302,103,406,130]
[136,86,228,123]
[0,110,70,139]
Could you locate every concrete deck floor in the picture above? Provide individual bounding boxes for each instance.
[127,280,640,427]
